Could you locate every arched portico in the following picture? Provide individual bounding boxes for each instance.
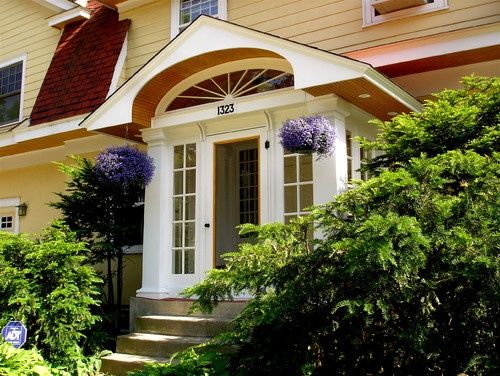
[80,16,421,299]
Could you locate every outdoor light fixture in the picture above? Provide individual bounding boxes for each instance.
[387,111,398,116]
[16,203,27,216]
[358,93,371,99]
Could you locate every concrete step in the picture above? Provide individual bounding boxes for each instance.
[135,315,234,337]
[130,298,246,330]
[116,332,209,358]
[100,353,168,376]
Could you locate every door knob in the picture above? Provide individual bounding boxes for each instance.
[204,223,210,228]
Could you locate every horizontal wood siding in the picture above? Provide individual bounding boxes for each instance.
[228,0,500,53]
[0,0,61,121]
[119,0,171,78]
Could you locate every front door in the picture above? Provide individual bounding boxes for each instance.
[203,128,268,270]
[214,137,259,267]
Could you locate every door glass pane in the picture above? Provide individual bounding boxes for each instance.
[173,223,183,247]
[300,184,313,211]
[174,197,183,220]
[174,145,184,169]
[299,154,313,182]
[186,143,196,167]
[185,169,196,194]
[284,185,297,213]
[173,249,182,274]
[184,222,195,247]
[174,171,183,195]
[284,156,296,184]
[185,195,195,220]
[184,249,195,274]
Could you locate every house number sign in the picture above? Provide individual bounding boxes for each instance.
[216,103,236,116]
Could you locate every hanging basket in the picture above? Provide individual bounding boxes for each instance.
[278,115,335,157]
[95,145,155,188]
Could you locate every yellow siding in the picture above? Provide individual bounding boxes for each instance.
[119,0,171,78]
[0,0,61,121]
[0,162,65,234]
[228,0,500,53]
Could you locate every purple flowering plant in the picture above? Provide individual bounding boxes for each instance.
[278,115,335,157]
[95,145,155,187]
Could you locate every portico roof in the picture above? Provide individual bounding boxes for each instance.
[80,15,422,142]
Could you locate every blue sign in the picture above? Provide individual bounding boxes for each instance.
[2,321,27,348]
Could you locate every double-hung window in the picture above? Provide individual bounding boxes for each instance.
[171,0,227,38]
[362,0,448,27]
[0,59,24,127]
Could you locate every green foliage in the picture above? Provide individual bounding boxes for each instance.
[0,341,51,376]
[127,347,230,376]
[184,76,500,375]
[0,223,102,374]
[52,155,145,309]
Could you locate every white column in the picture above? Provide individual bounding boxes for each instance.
[331,111,348,195]
[307,96,350,205]
[137,129,172,299]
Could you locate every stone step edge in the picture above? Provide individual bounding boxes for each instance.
[136,315,234,322]
[102,352,169,364]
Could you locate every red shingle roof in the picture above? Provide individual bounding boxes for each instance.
[30,0,130,126]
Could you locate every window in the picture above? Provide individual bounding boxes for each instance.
[172,143,197,274]
[0,197,20,234]
[346,130,353,181]
[1,216,13,231]
[0,60,24,127]
[283,152,313,224]
[362,0,448,26]
[360,147,372,181]
[166,69,293,112]
[171,0,227,38]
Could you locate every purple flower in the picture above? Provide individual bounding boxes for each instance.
[95,145,155,187]
[279,115,335,157]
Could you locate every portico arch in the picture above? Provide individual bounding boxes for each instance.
[132,48,287,127]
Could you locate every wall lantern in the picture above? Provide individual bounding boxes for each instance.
[16,203,27,216]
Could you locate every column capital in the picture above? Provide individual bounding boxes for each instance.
[142,128,168,145]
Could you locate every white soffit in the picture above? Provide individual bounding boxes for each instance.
[82,16,420,131]
[346,23,500,67]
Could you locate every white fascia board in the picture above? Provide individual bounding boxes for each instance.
[364,68,422,112]
[83,17,371,132]
[0,115,87,148]
[107,33,128,98]
[48,7,91,29]
[32,0,76,12]
[346,23,500,68]
[117,0,158,12]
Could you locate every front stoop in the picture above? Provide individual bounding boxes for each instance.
[101,298,245,375]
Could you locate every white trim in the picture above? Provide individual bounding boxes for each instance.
[117,0,158,13]
[362,0,448,27]
[31,0,76,12]
[0,197,21,234]
[0,54,27,129]
[346,23,500,68]
[170,0,227,40]
[47,7,91,29]
[107,33,128,98]
[0,114,86,148]
[152,89,309,129]
[0,134,135,172]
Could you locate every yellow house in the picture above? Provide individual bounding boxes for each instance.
[1,0,499,323]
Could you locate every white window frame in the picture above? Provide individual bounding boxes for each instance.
[170,0,227,39]
[0,54,27,128]
[0,197,21,234]
[362,0,448,27]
